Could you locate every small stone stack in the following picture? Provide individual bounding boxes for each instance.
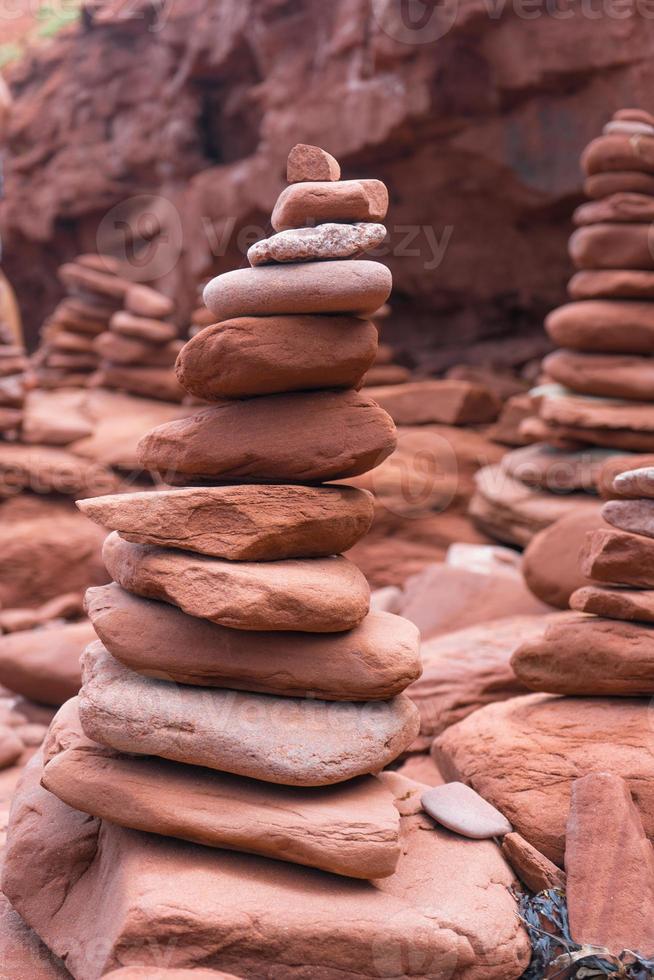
[42,145,422,881]
[512,463,654,696]
[34,254,125,389]
[0,320,27,439]
[93,281,185,402]
[539,107,654,449]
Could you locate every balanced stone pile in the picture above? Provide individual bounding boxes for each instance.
[470,108,654,547]
[32,145,423,879]
[0,320,27,440]
[93,281,185,402]
[33,254,125,389]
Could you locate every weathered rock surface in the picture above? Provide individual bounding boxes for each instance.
[569,268,654,300]
[79,484,374,560]
[3,754,529,978]
[0,891,69,980]
[248,223,386,266]
[522,508,604,609]
[0,621,94,705]
[271,179,388,230]
[602,496,654,537]
[611,464,654,498]
[287,143,341,183]
[137,390,397,484]
[43,698,402,879]
[501,444,612,493]
[103,532,369,633]
[566,773,654,957]
[434,693,654,865]
[105,970,239,979]
[94,364,185,403]
[571,583,654,622]
[0,442,118,497]
[569,223,654,270]
[366,380,500,426]
[512,613,654,695]
[544,349,654,401]
[203,261,392,319]
[581,526,654,586]
[176,315,378,399]
[407,615,548,749]
[85,584,421,701]
[79,643,420,786]
[421,782,512,840]
[574,191,654,224]
[501,833,565,894]
[110,311,177,343]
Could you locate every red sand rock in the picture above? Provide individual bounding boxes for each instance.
[522,508,604,609]
[546,300,654,353]
[566,773,654,957]
[571,583,654,623]
[271,179,388,230]
[569,223,654,271]
[287,143,341,183]
[502,833,565,894]
[0,621,95,705]
[366,380,500,426]
[581,526,654,587]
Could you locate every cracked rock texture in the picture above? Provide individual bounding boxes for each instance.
[5,0,654,367]
[3,751,530,979]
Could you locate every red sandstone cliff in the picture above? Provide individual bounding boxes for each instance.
[3,0,654,366]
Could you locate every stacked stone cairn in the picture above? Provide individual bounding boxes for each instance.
[33,254,125,389]
[35,145,423,882]
[0,319,27,439]
[471,108,654,546]
[509,462,654,958]
[93,280,185,402]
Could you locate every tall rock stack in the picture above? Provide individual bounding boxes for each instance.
[470,108,654,547]
[93,282,185,402]
[26,146,423,876]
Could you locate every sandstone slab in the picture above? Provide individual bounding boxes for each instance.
[124,284,174,319]
[584,171,654,198]
[94,364,185,403]
[571,583,654,623]
[137,389,397,484]
[79,484,374,560]
[512,613,654,696]
[544,349,654,401]
[581,526,654,587]
[566,773,654,957]
[3,755,529,979]
[203,260,392,319]
[0,621,94,705]
[287,143,341,182]
[406,615,545,749]
[603,496,654,537]
[103,532,370,632]
[569,268,654,301]
[612,464,654,498]
[546,299,654,353]
[502,444,611,493]
[43,698,402,879]
[434,693,654,865]
[581,132,654,175]
[85,584,421,700]
[573,191,654,224]
[421,783,512,840]
[248,223,386,266]
[366,380,500,426]
[79,643,420,786]
[522,509,604,609]
[271,179,388,230]
[0,442,118,497]
[542,392,654,436]
[176,315,377,399]
[569,223,654,270]
[95,331,182,366]
[110,311,177,343]
[0,892,69,980]
[501,833,565,894]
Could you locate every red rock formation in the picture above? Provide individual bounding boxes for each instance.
[5,0,654,365]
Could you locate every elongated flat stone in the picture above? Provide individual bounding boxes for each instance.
[569,269,654,301]
[566,773,654,956]
[203,261,392,320]
[544,349,654,401]
[421,782,512,840]
[110,312,177,343]
[569,223,654,271]
[176,315,377,399]
[574,192,654,225]
[42,698,402,879]
[78,643,420,786]
[581,527,654,587]
[248,223,386,266]
[271,179,388,230]
[512,614,654,695]
[85,584,420,700]
[137,389,397,484]
[571,584,654,623]
[581,132,654,175]
[546,300,654,353]
[103,532,369,632]
[79,484,374,560]
[602,497,654,538]
[287,144,341,182]
[613,465,654,498]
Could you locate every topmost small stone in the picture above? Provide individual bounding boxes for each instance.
[287,144,341,184]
